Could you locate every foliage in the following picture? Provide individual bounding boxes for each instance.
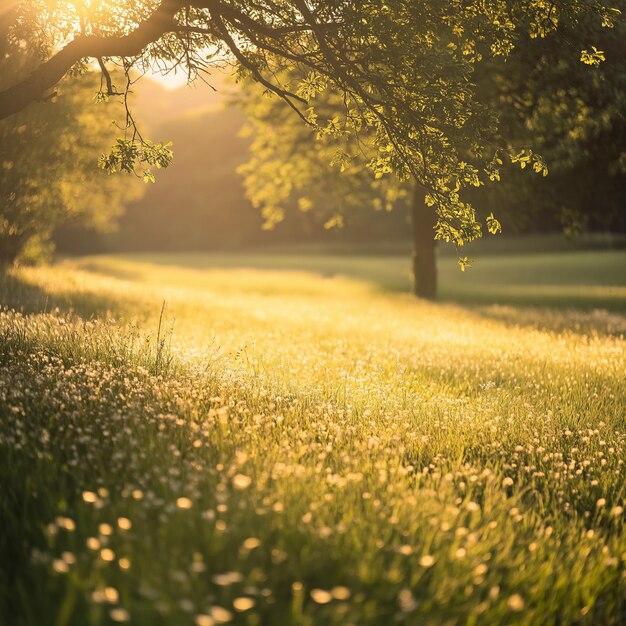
[238,82,411,232]
[0,256,625,624]
[473,13,626,235]
[0,1,621,255]
[238,10,623,267]
[0,35,143,263]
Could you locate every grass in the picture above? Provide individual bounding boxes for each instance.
[0,250,625,626]
[90,246,626,312]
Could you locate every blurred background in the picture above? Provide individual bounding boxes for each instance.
[2,22,625,312]
[50,73,625,258]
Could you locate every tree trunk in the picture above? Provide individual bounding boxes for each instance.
[410,183,437,299]
[0,233,28,266]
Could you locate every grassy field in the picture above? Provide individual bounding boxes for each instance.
[1,251,625,626]
[104,247,626,312]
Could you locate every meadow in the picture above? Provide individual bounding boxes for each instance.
[1,248,625,625]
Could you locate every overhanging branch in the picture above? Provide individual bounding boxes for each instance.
[0,0,182,120]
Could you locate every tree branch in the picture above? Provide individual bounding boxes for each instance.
[209,8,310,122]
[0,0,183,120]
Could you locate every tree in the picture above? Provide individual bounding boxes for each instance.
[0,14,143,264]
[0,1,621,271]
[473,12,626,236]
[238,6,624,298]
[238,79,441,297]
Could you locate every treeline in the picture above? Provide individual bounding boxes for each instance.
[54,85,413,256]
[54,30,625,259]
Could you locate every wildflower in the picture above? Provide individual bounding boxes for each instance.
[242,537,261,551]
[109,607,130,622]
[473,564,488,577]
[210,606,233,623]
[57,517,76,531]
[86,537,101,551]
[61,552,75,565]
[507,594,525,611]
[82,491,97,503]
[232,474,252,490]
[398,589,417,612]
[100,548,115,562]
[177,497,193,509]
[310,589,333,604]
[212,571,243,586]
[233,597,255,612]
[331,586,351,600]
[104,587,119,603]
[419,554,436,568]
[52,559,69,574]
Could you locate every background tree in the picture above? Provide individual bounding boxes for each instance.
[0,1,620,268]
[238,10,624,298]
[473,11,626,236]
[0,14,143,264]
[237,83,432,293]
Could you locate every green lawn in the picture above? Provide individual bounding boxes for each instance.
[101,247,626,312]
[0,250,624,625]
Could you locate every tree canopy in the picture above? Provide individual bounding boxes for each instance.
[236,7,624,296]
[0,0,621,261]
[0,14,143,263]
[475,12,626,235]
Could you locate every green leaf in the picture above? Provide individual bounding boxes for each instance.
[458,256,472,272]
[486,213,502,235]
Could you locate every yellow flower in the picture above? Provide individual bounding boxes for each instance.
[232,474,252,490]
[310,589,333,604]
[331,586,351,600]
[109,607,130,622]
[419,554,436,568]
[242,537,261,550]
[100,548,115,562]
[210,606,233,623]
[233,597,255,612]
[82,491,97,503]
[507,594,525,612]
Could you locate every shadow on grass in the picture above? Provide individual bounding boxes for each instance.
[3,253,625,338]
[0,267,53,314]
[465,303,626,336]
[438,282,626,313]
[0,266,136,322]
[104,251,626,308]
